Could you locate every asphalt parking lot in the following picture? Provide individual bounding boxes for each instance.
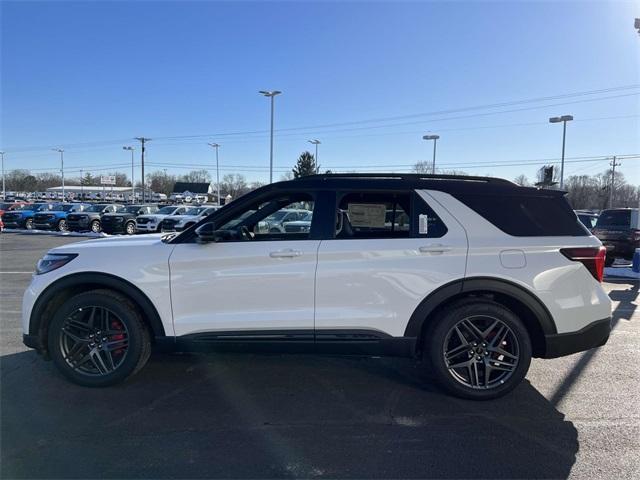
[1,232,638,479]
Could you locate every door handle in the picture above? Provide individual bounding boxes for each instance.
[269,249,302,258]
[419,244,452,253]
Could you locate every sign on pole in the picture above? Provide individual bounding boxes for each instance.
[100,175,116,186]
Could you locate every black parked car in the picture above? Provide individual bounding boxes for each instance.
[101,205,158,235]
[66,204,123,233]
[592,208,640,266]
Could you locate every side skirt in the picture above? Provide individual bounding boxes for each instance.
[155,330,417,358]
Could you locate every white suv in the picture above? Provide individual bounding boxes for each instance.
[22,174,611,399]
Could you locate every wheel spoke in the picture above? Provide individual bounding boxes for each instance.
[90,349,109,374]
[459,319,483,341]
[87,307,97,328]
[445,343,470,360]
[63,341,87,363]
[481,319,500,340]
[61,328,89,343]
[103,338,128,351]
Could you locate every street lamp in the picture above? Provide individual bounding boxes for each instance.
[549,115,573,189]
[422,134,440,174]
[259,90,282,183]
[52,148,65,200]
[0,151,5,200]
[308,139,321,169]
[123,146,135,203]
[207,142,221,206]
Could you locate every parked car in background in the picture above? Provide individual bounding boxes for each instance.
[575,210,599,230]
[592,208,640,266]
[283,211,313,233]
[33,203,91,231]
[135,205,189,233]
[160,206,220,232]
[257,208,311,233]
[101,205,159,235]
[2,203,54,229]
[66,204,123,233]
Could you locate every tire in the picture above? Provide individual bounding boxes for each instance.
[125,221,136,235]
[24,218,34,230]
[57,219,68,232]
[90,219,101,233]
[605,256,615,267]
[47,289,151,387]
[426,299,532,400]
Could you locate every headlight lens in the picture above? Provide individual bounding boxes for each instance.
[35,253,77,275]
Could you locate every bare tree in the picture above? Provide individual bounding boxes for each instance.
[220,174,249,199]
[513,174,530,186]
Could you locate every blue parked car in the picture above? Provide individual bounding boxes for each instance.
[33,203,91,231]
[1,203,55,230]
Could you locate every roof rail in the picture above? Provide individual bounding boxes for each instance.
[296,172,515,185]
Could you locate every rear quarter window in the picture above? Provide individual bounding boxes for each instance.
[455,193,589,237]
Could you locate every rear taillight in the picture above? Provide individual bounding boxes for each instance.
[560,246,606,282]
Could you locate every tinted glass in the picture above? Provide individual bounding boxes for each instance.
[336,192,412,239]
[595,210,631,228]
[85,205,107,212]
[157,206,177,214]
[578,214,597,229]
[455,193,588,237]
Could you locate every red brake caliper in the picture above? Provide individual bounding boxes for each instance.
[110,320,125,356]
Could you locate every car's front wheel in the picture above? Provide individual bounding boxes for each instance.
[125,221,136,235]
[90,219,101,233]
[57,219,68,231]
[47,290,151,387]
[24,218,34,230]
[426,299,532,400]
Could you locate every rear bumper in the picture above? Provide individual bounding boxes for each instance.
[543,317,611,358]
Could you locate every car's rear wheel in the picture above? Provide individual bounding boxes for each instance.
[57,219,68,231]
[90,219,101,233]
[125,221,136,235]
[426,299,532,400]
[47,290,151,387]
[25,218,34,230]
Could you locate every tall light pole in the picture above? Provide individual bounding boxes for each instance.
[123,146,135,203]
[52,148,65,200]
[207,143,221,205]
[259,90,282,183]
[422,134,439,174]
[134,137,151,202]
[609,156,621,208]
[549,115,573,189]
[308,139,321,171]
[0,151,5,199]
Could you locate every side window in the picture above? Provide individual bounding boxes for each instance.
[335,192,411,239]
[215,193,315,241]
[412,193,448,238]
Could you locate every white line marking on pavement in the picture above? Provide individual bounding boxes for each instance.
[0,271,33,274]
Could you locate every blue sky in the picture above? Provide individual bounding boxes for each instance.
[1,1,639,185]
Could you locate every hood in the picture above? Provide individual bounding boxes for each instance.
[137,214,172,221]
[168,214,201,221]
[51,233,165,253]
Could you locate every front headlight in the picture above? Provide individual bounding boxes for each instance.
[35,253,78,275]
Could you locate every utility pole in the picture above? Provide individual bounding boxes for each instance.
[80,169,84,199]
[0,151,5,199]
[52,148,65,201]
[134,137,151,203]
[207,143,221,205]
[259,90,282,183]
[609,156,621,208]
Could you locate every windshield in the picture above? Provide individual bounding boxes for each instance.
[84,205,107,213]
[185,207,205,215]
[35,204,52,211]
[265,211,289,222]
[595,210,631,228]
[54,204,79,212]
[157,206,177,215]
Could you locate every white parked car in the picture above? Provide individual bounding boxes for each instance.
[160,206,220,232]
[22,173,611,399]
[134,205,189,233]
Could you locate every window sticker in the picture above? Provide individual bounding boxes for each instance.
[419,214,429,234]
[347,203,386,228]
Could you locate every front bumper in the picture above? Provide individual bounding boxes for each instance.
[543,317,611,358]
[33,220,57,229]
[136,223,158,232]
[67,219,90,230]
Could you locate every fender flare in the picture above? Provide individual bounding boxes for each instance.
[404,276,557,338]
[29,272,167,338]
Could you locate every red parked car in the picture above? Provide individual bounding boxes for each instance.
[0,202,29,232]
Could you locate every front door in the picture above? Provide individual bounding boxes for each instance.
[169,192,319,338]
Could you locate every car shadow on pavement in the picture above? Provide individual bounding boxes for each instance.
[1,350,578,479]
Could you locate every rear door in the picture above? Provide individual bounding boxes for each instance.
[314,189,467,338]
